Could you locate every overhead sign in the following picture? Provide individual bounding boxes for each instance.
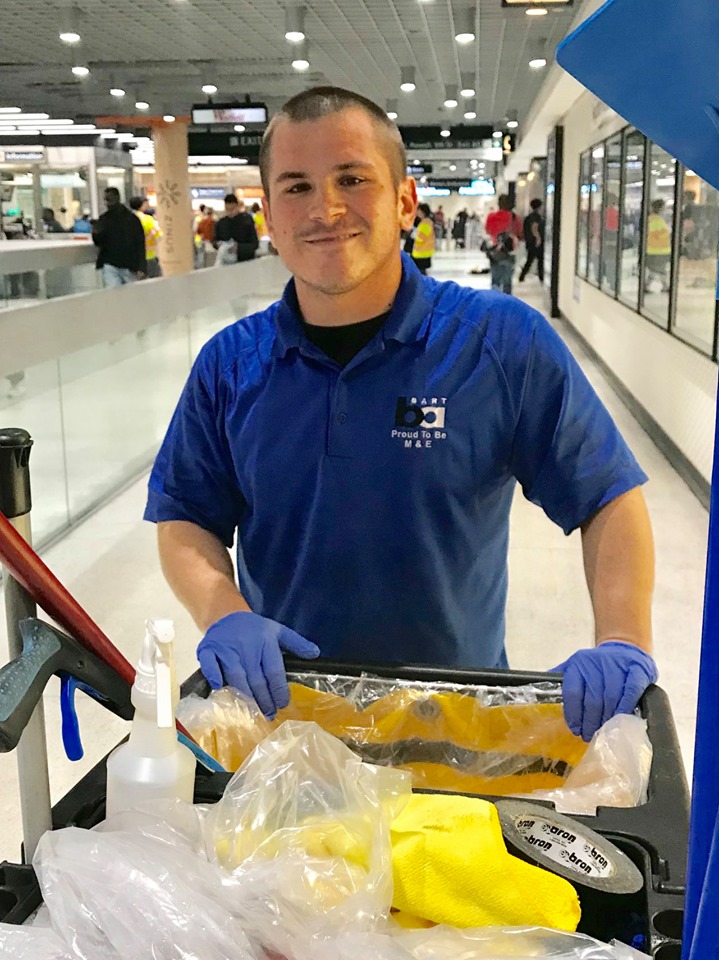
[190,186,227,200]
[188,130,262,162]
[407,164,433,175]
[460,179,496,196]
[400,125,494,152]
[191,103,268,126]
[427,178,472,190]
[0,149,44,162]
[416,185,451,197]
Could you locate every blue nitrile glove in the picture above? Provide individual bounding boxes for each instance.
[552,641,658,743]
[197,611,320,719]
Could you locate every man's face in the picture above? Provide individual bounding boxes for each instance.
[225,201,239,217]
[262,108,417,297]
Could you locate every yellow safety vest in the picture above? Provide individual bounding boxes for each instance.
[413,218,435,258]
[646,214,671,255]
[253,211,266,236]
[137,211,162,260]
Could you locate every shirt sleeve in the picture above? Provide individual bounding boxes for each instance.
[144,344,245,546]
[505,308,648,534]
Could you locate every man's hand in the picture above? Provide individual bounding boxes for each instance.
[197,611,320,719]
[552,641,658,742]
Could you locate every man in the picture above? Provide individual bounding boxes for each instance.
[484,195,523,294]
[519,198,545,283]
[92,188,146,287]
[130,196,163,278]
[213,194,259,263]
[145,86,657,744]
[41,207,66,234]
[410,202,435,274]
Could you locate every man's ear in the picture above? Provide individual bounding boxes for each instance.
[261,196,274,244]
[398,177,418,231]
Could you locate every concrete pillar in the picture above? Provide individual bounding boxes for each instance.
[152,120,194,276]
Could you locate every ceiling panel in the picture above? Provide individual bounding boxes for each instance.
[0,0,584,130]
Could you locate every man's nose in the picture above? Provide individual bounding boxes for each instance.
[308,183,347,223]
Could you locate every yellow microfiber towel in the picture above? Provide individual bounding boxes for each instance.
[390,794,581,931]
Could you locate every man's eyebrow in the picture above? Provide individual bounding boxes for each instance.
[274,161,377,184]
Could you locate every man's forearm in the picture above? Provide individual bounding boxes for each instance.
[157,520,250,632]
[580,487,654,652]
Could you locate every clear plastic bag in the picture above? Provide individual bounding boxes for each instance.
[178,675,651,810]
[207,720,411,936]
[308,926,648,960]
[0,924,72,959]
[525,715,653,815]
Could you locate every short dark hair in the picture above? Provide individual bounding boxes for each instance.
[418,202,432,218]
[104,187,121,204]
[260,85,407,198]
[651,198,665,213]
[224,193,238,205]
[42,207,54,219]
[498,194,513,211]
[530,198,543,211]
[129,196,145,211]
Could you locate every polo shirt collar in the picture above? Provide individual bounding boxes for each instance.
[272,252,434,358]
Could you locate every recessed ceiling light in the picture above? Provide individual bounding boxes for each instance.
[493,129,502,137]
[454,9,475,44]
[202,84,218,94]
[135,101,150,110]
[59,31,81,43]
[234,124,246,132]
[292,57,309,70]
[285,5,306,42]
[163,115,176,122]
[507,119,519,128]
[526,6,548,14]
[387,111,398,120]
[400,66,416,92]
[292,40,310,71]
[440,128,450,137]
[110,87,126,97]
[71,65,90,77]
[464,110,477,120]
[529,57,547,68]
[449,164,457,171]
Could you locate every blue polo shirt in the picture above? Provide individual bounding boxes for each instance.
[145,254,647,670]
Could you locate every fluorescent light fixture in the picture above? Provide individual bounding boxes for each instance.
[0,107,21,114]
[526,6,548,13]
[291,39,310,70]
[440,128,451,137]
[59,5,82,43]
[234,123,246,132]
[110,87,126,97]
[387,111,398,120]
[101,132,133,139]
[135,100,150,110]
[13,118,72,125]
[386,98,398,120]
[493,129,502,137]
[285,5,306,42]
[59,31,81,44]
[400,66,416,92]
[41,127,97,134]
[202,83,218,94]
[163,115,176,122]
[507,119,519,128]
[449,164,457,171]
[460,72,475,97]
[72,65,90,77]
[454,8,475,44]
[10,113,50,121]
[464,110,477,119]
[444,84,458,108]
[0,129,40,135]
[529,57,547,68]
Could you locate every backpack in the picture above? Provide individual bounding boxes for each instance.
[484,214,518,263]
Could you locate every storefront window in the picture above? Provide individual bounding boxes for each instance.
[673,170,719,354]
[618,129,645,309]
[96,166,128,204]
[599,135,622,295]
[641,144,676,328]
[587,144,604,284]
[40,169,91,232]
[576,151,591,277]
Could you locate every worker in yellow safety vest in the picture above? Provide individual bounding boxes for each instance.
[411,202,435,275]
[130,196,163,278]
[251,202,266,237]
[645,198,671,294]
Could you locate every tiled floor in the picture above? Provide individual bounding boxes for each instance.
[0,250,708,863]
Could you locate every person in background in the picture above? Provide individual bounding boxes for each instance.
[72,212,93,235]
[41,207,66,234]
[411,202,435,274]
[145,85,657,746]
[251,202,266,238]
[213,194,259,264]
[92,187,146,287]
[433,205,446,248]
[452,208,468,249]
[484,194,523,294]
[645,198,671,294]
[195,205,216,268]
[130,196,163,278]
[519,198,545,283]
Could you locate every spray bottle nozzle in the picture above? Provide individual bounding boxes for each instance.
[143,619,177,729]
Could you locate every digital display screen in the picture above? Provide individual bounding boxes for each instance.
[192,105,268,126]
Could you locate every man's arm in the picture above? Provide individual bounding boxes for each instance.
[157,520,250,631]
[580,486,654,652]
[132,215,147,275]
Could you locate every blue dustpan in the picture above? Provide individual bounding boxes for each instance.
[557,3,719,957]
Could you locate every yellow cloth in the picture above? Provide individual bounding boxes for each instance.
[390,794,581,931]
[412,218,435,258]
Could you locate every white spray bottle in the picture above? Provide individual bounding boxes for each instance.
[105,619,195,818]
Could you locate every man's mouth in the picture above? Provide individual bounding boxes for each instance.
[304,232,361,245]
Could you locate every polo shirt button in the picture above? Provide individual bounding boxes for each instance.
[337,413,347,424]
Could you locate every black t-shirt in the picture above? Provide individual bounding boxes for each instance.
[523,211,545,248]
[214,211,259,261]
[303,311,390,367]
